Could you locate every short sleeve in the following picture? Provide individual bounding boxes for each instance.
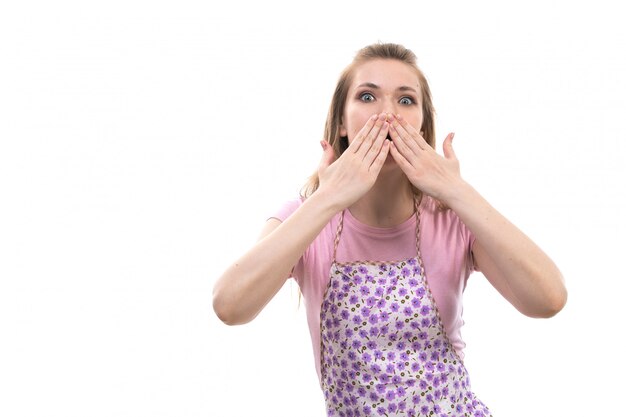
[449,204,479,274]
[267,198,303,222]
[466,229,479,273]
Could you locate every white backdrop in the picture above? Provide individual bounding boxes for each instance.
[1,1,624,416]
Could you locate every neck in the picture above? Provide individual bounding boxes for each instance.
[349,171,415,228]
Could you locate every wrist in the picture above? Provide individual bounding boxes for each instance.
[305,187,345,219]
[438,179,478,210]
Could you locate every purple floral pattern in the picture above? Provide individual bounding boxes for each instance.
[320,256,492,416]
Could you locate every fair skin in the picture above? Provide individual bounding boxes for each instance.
[213,58,567,325]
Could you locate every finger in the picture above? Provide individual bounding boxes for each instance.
[362,121,389,166]
[367,139,391,176]
[317,140,336,173]
[349,114,379,154]
[394,114,431,151]
[389,141,415,176]
[442,132,457,160]
[389,121,420,163]
[355,112,386,157]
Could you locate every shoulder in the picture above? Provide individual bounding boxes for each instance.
[419,196,478,275]
[267,196,305,222]
[420,196,473,243]
[420,196,458,224]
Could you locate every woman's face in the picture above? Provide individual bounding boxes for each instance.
[340,59,424,145]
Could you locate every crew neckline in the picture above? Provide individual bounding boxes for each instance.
[343,199,425,236]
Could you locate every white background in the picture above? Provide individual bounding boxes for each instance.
[1,1,624,416]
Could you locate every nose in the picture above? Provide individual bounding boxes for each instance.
[379,96,398,117]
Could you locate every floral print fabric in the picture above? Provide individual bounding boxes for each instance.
[320,212,492,417]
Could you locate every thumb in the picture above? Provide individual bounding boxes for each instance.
[318,140,336,172]
[442,133,457,160]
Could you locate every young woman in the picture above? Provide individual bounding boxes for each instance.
[213,43,567,416]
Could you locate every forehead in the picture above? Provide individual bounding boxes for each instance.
[350,59,421,93]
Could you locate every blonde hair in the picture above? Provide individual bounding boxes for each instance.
[294,43,441,307]
[301,43,437,199]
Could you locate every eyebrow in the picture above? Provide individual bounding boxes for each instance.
[356,82,419,93]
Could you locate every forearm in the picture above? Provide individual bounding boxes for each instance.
[213,190,340,325]
[443,181,567,316]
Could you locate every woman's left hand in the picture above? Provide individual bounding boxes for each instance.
[389,113,567,317]
[388,113,462,202]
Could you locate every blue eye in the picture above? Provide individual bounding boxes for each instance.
[360,93,375,102]
[399,97,414,105]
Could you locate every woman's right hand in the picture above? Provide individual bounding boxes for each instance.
[213,114,390,326]
[317,113,391,210]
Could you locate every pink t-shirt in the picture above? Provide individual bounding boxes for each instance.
[270,195,477,387]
